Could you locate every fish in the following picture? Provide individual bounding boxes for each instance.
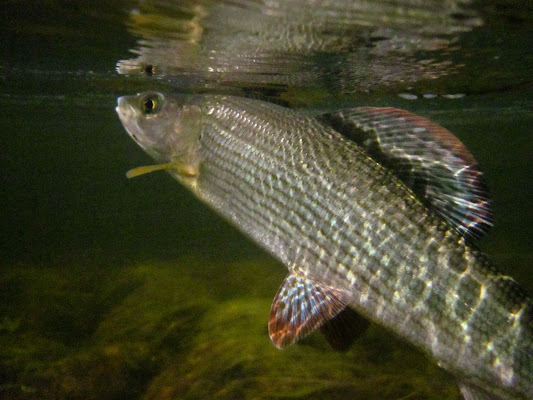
[116,91,533,400]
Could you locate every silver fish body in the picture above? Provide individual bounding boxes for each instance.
[117,92,532,399]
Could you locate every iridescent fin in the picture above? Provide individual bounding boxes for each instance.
[319,307,369,351]
[318,107,492,240]
[459,383,500,400]
[269,273,348,349]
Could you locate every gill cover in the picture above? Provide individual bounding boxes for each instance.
[117,92,203,180]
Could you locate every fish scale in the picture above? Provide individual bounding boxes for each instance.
[198,98,434,282]
[117,93,532,399]
[196,96,530,375]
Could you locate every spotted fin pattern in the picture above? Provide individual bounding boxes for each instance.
[318,107,493,240]
[269,273,348,349]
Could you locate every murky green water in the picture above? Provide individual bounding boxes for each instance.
[1,1,532,399]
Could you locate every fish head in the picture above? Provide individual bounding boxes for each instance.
[116,91,202,179]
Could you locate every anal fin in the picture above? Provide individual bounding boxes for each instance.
[319,307,369,351]
[459,383,502,400]
[269,273,348,349]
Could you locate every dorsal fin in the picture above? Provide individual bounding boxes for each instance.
[269,273,348,349]
[318,107,493,240]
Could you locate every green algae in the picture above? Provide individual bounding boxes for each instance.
[0,257,458,399]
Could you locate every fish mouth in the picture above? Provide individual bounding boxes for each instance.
[116,96,133,117]
[115,95,144,147]
[115,96,142,131]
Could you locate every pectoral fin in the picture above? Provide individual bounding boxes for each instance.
[269,273,348,349]
[126,162,178,178]
[126,161,199,179]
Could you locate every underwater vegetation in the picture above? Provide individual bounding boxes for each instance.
[0,257,459,399]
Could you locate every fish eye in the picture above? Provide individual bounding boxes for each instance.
[139,92,164,116]
[143,97,157,114]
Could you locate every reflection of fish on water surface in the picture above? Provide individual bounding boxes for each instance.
[116,0,483,95]
[116,92,532,400]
